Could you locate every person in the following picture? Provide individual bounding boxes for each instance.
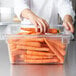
[14,0,75,33]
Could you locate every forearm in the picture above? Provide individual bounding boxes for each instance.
[14,0,29,20]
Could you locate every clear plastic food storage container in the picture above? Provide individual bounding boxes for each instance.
[6,25,72,64]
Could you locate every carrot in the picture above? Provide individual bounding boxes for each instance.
[41,42,48,47]
[11,54,24,63]
[8,38,19,44]
[24,58,58,64]
[15,41,41,47]
[31,32,42,35]
[11,50,26,56]
[20,28,36,32]
[44,38,64,63]
[19,38,44,42]
[48,29,60,34]
[48,39,65,49]
[21,54,54,60]
[17,31,33,35]
[10,48,19,52]
[11,56,16,63]
[47,39,66,56]
[11,55,20,63]
[53,45,66,56]
[26,50,54,56]
[16,45,50,52]
[8,44,16,50]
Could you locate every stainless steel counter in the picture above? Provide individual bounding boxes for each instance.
[0,40,76,76]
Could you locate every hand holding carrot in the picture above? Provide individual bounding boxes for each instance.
[21,9,49,33]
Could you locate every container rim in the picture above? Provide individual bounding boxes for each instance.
[5,33,71,38]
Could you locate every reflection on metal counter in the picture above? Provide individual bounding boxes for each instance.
[11,65,65,76]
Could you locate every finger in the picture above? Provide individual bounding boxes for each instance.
[37,21,43,33]
[67,22,74,33]
[31,21,38,32]
[40,20,47,33]
[63,22,70,30]
[44,20,49,32]
[34,21,39,32]
[35,23,38,33]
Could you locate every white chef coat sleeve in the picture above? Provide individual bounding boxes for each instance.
[58,0,75,21]
[14,0,30,20]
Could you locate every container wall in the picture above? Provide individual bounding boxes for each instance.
[6,34,70,64]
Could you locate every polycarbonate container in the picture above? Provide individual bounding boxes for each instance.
[6,25,72,64]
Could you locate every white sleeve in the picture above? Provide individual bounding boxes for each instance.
[14,0,30,20]
[58,0,75,21]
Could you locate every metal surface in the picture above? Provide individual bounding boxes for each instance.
[0,22,20,26]
[0,40,76,76]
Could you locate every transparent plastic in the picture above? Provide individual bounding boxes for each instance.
[6,25,72,64]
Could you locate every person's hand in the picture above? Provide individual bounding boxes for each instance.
[21,9,49,33]
[63,15,74,33]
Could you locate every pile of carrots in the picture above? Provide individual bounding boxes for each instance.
[7,28,66,64]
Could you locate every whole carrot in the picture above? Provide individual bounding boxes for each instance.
[16,45,50,52]
[15,41,41,47]
[22,54,54,60]
[20,28,36,32]
[26,50,54,56]
[19,38,44,42]
[24,58,58,64]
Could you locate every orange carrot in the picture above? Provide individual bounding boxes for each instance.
[48,39,65,49]
[17,31,33,35]
[15,41,41,47]
[47,39,66,56]
[20,28,36,32]
[8,44,16,50]
[26,50,54,56]
[11,55,19,63]
[19,38,44,42]
[21,54,54,60]
[16,45,50,52]
[44,38,64,63]
[11,56,16,63]
[11,50,26,56]
[24,58,58,64]
[48,29,58,34]
[53,46,66,56]
[10,48,18,52]
[8,38,19,44]
[31,32,42,35]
